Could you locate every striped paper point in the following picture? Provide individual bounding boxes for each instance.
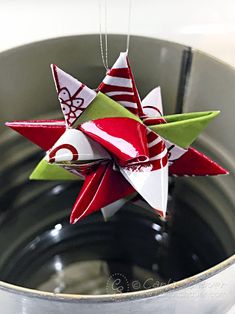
[147,129,168,171]
[97,52,144,116]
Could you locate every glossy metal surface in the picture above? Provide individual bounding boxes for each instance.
[0,35,234,313]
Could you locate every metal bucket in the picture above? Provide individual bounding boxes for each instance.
[0,35,234,314]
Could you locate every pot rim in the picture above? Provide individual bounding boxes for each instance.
[1,33,235,73]
[0,254,234,302]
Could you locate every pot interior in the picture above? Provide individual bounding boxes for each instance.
[0,131,233,295]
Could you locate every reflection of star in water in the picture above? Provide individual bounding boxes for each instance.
[6,52,228,223]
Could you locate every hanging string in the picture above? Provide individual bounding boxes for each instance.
[126,0,132,53]
[104,0,109,69]
[99,0,109,71]
[99,0,132,71]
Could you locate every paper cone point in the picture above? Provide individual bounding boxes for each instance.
[98,52,143,116]
[5,120,65,150]
[70,162,134,223]
[151,111,220,148]
[169,147,228,176]
[51,64,96,127]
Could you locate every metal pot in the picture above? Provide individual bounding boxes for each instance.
[0,35,234,314]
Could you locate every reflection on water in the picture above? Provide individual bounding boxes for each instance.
[38,260,165,295]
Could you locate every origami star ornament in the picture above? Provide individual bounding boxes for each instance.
[6,52,228,223]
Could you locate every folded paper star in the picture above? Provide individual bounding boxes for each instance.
[6,52,228,223]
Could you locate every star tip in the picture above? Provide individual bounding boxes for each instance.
[70,216,77,224]
[215,165,229,175]
[5,121,17,128]
[70,210,81,224]
[119,51,129,61]
[154,86,161,91]
[51,63,58,73]
[213,110,221,117]
[156,209,166,219]
[102,213,112,222]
